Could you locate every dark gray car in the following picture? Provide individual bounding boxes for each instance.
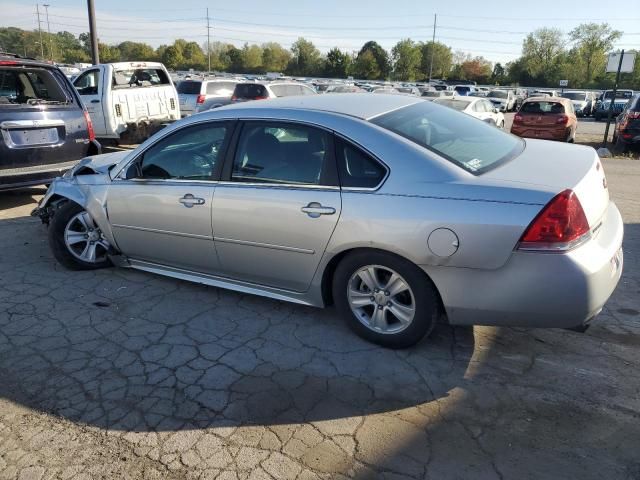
[0,53,100,190]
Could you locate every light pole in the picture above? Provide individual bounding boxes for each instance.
[43,4,54,61]
[87,0,99,65]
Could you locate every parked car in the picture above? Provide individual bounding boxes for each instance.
[453,85,476,96]
[176,79,238,117]
[371,86,400,94]
[511,97,577,142]
[530,89,557,98]
[73,61,180,144]
[613,93,640,152]
[433,96,505,128]
[0,53,101,191]
[231,82,317,102]
[32,93,623,348]
[421,90,454,100]
[325,85,365,94]
[561,91,596,117]
[395,86,421,96]
[486,89,516,112]
[594,89,634,121]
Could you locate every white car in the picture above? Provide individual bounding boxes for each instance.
[486,89,516,112]
[433,96,505,128]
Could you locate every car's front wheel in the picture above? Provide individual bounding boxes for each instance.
[332,250,439,348]
[48,201,112,270]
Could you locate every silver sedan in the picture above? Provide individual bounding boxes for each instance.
[33,94,624,348]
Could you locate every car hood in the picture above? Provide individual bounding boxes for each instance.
[70,150,130,176]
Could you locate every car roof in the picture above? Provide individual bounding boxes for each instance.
[217,93,423,120]
[0,53,56,68]
[523,96,568,103]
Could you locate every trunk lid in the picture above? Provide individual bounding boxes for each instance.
[482,139,609,227]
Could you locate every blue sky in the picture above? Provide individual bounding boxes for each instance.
[2,0,639,64]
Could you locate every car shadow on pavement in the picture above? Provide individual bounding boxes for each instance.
[0,215,477,434]
[0,187,47,211]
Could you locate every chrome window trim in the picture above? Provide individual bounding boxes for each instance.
[216,181,339,191]
[112,224,213,240]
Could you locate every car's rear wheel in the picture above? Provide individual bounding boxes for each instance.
[49,201,112,270]
[333,250,439,348]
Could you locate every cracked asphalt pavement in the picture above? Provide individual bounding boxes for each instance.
[0,158,639,480]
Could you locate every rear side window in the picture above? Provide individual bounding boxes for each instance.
[336,140,386,189]
[206,81,236,95]
[0,67,69,106]
[112,68,170,89]
[521,101,565,114]
[177,81,202,94]
[371,101,523,175]
[233,83,267,99]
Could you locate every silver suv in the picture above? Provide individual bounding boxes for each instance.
[177,79,238,117]
[231,82,317,103]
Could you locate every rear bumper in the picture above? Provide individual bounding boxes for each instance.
[427,201,624,329]
[511,126,571,141]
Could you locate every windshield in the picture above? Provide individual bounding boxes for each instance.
[561,92,586,101]
[0,67,71,106]
[454,86,471,94]
[603,90,633,99]
[488,90,508,99]
[433,99,469,111]
[422,91,441,97]
[371,101,523,175]
[177,81,202,94]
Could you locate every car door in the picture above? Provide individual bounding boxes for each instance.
[213,121,341,292]
[107,120,233,273]
[73,68,107,136]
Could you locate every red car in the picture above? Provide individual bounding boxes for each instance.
[511,97,577,142]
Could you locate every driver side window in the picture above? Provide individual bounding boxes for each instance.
[128,122,228,181]
[74,70,100,96]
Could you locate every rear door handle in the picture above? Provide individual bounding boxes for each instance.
[179,194,205,208]
[90,99,100,103]
[301,202,336,218]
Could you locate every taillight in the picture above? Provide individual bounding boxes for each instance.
[196,95,205,104]
[83,110,95,142]
[253,96,268,100]
[628,111,640,119]
[556,115,569,125]
[513,114,523,124]
[0,60,18,65]
[518,189,590,251]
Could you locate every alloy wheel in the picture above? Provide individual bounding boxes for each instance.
[64,211,110,263]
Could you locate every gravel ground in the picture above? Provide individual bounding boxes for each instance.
[0,158,638,480]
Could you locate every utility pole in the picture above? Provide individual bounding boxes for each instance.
[603,49,625,148]
[87,0,100,65]
[428,13,437,84]
[36,4,44,59]
[43,4,53,61]
[206,8,211,74]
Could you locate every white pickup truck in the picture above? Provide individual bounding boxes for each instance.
[73,62,180,144]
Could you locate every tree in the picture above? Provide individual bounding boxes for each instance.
[357,41,390,79]
[182,41,206,69]
[460,56,492,83]
[242,43,263,72]
[288,38,322,76]
[323,47,351,78]
[522,28,565,84]
[262,42,291,72]
[418,41,452,80]
[117,41,155,61]
[391,39,421,81]
[491,63,506,84]
[161,45,183,70]
[569,23,622,85]
[352,50,381,79]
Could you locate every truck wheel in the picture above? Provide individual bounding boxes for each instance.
[48,201,112,270]
[332,250,439,349]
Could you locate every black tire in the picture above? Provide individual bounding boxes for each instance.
[48,201,112,270]
[332,250,439,348]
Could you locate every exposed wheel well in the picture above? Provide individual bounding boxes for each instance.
[320,247,448,322]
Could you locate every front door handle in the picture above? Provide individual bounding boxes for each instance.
[301,202,336,218]
[90,99,100,103]
[179,194,205,208]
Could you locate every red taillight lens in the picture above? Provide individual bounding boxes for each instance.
[513,114,523,124]
[196,94,205,104]
[253,96,268,100]
[628,112,640,119]
[556,115,569,125]
[518,189,590,251]
[83,110,95,142]
[0,60,18,65]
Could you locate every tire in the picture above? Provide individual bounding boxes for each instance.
[48,201,112,270]
[332,250,439,348]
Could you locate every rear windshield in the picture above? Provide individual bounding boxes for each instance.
[112,68,170,89]
[0,67,72,106]
[177,81,202,94]
[433,99,469,111]
[488,90,508,98]
[371,101,523,175]
[454,86,471,93]
[561,92,585,101]
[234,83,267,99]
[603,90,633,100]
[521,101,565,114]
[206,81,236,95]
[422,91,441,97]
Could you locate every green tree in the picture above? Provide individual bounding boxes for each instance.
[288,38,322,76]
[323,47,351,78]
[117,41,156,61]
[419,41,452,79]
[262,42,291,72]
[357,41,390,79]
[522,27,565,85]
[460,56,492,83]
[161,45,183,70]
[352,50,381,79]
[491,63,506,84]
[242,43,263,72]
[182,41,206,69]
[391,39,421,81]
[569,23,622,86]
